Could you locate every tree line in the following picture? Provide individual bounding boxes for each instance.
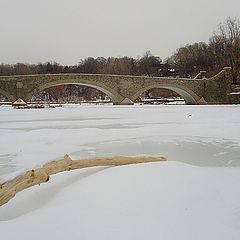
[0,52,162,78]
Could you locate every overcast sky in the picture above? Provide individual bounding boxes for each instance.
[0,0,240,65]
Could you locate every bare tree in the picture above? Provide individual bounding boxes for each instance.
[47,85,66,102]
[214,17,240,84]
[137,51,162,77]
[171,42,213,78]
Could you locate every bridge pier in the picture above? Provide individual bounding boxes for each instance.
[118,98,134,105]
[15,81,28,103]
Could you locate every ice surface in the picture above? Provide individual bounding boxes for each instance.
[1,104,240,178]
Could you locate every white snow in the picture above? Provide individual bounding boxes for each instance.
[0,104,240,239]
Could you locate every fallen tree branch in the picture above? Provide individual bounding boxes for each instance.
[0,155,166,207]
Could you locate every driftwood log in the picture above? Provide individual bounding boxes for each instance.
[0,155,166,207]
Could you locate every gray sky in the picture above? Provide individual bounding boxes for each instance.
[0,0,240,65]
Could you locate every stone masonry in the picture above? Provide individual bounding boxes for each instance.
[0,67,237,105]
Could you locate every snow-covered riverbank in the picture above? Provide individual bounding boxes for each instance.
[0,105,240,239]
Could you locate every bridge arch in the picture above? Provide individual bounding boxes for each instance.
[25,80,122,104]
[131,84,204,105]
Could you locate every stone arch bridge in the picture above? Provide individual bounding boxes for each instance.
[0,67,237,105]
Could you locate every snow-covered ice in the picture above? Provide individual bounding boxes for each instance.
[0,104,240,239]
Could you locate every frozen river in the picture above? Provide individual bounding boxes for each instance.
[1,104,240,179]
[1,104,240,240]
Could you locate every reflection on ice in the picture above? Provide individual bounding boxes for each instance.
[3,136,239,178]
[0,154,17,176]
[71,137,240,167]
